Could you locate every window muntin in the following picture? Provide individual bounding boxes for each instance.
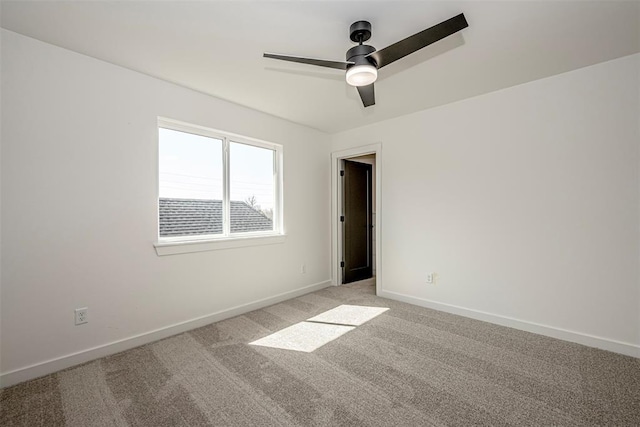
[157,119,282,242]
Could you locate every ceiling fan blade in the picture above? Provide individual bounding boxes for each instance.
[367,13,468,68]
[264,53,353,70]
[357,84,375,107]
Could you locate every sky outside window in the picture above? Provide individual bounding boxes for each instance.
[230,141,274,212]
[159,128,223,200]
[159,128,275,212]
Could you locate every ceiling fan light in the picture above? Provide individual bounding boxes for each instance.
[346,64,378,87]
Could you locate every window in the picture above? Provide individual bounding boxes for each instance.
[157,118,282,246]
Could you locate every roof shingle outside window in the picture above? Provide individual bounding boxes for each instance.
[159,198,273,237]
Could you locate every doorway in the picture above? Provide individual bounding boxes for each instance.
[342,159,373,283]
[331,144,381,292]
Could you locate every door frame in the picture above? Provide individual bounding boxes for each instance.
[331,143,382,294]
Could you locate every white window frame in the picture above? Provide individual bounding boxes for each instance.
[154,117,285,256]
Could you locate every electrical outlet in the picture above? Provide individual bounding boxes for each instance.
[301,264,307,274]
[75,307,88,325]
[426,273,435,284]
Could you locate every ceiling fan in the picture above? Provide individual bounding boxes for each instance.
[264,13,468,108]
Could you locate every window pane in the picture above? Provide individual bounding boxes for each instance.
[230,141,275,233]
[158,128,223,237]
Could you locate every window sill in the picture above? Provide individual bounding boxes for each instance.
[154,234,286,256]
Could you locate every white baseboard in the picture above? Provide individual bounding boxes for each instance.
[379,290,640,359]
[0,280,332,388]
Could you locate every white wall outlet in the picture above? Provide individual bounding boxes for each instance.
[75,307,88,325]
[301,264,307,274]
[426,273,435,284]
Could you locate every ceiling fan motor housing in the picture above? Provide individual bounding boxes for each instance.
[346,44,377,67]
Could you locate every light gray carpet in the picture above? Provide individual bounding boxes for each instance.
[2,280,639,426]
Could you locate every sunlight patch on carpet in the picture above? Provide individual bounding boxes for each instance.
[249,322,354,352]
[307,305,389,326]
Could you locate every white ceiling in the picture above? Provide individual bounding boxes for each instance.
[2,1,638,133]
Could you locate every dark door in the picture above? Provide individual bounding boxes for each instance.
[342,160,373,284]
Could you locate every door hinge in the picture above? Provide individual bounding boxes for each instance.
[340,215,345,222]
[340,170,344,176]
[340,261,345,268]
